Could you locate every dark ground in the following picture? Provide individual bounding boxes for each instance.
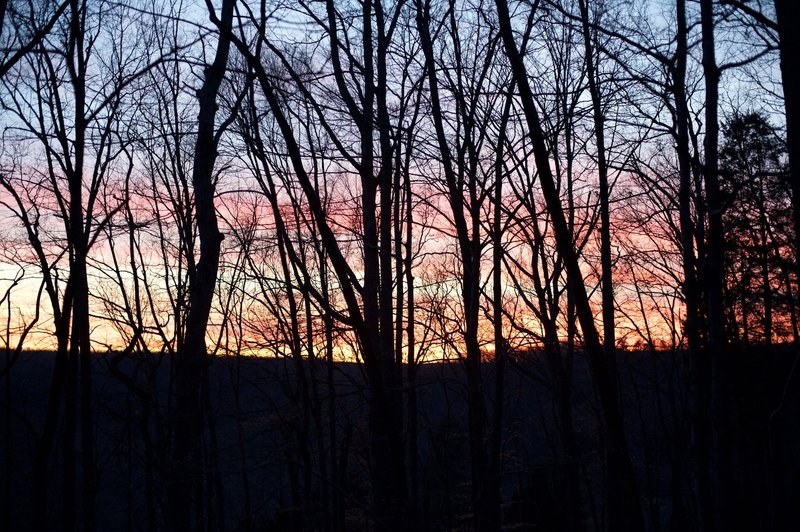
[2,345,798,530]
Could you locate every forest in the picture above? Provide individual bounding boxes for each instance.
[0,0,798,530]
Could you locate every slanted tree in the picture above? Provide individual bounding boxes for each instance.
[494,0,645,530]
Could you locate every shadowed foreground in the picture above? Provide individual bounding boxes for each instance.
[2,346,798,531]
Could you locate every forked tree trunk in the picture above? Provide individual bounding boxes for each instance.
[414,3,496,527]
[166,1,235,529]
[577,0,617,381]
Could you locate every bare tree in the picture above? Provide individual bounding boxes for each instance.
[166,0,236,529]
[494,0,645,530]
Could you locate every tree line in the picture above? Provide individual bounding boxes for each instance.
[1,0,798,530]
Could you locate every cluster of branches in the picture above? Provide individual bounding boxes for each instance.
[1,0,798,530]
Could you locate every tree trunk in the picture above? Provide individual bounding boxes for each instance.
[775,0,800,272]
[673,1,715,529]
[699,1,727,529]
[766,5,800,516]
[578,3,627,527]
[489,85,513,532]
[167,1,235,529]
